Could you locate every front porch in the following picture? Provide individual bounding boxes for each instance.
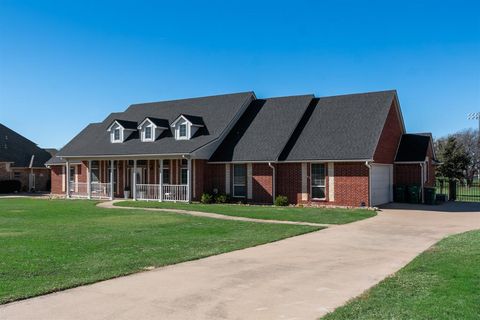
[66,158,192,202]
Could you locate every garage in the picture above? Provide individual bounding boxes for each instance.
[370,164,393,206]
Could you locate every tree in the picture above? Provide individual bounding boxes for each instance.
[436,137,471,181]
[451,128,479,184]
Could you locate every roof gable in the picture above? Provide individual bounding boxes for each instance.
[282,90,397,161]
[395,134,433,162]
[210,95,314,162]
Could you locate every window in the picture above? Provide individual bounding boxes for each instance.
[162,160,170,184]
[145,126,152,140]
[91,161,100,183]
[181,159,188,185]
[113,128,120,141]
[233,164,246,197]
[179,124,187,138]
[13,172,21,179]
[69,166,76,192]
[311,163,326,199]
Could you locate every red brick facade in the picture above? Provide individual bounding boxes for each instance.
[331,163,370,207]
[252,163,273,203]
[276,163,303,204]
[374,101,404,164]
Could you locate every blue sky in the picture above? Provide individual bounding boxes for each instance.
[0,0,479,149]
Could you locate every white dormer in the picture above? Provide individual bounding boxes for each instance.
[107,120,137,143]
[137,117,169,142]
[170,114,204,140]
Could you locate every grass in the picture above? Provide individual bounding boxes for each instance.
[322,230,480,320]
[0,198,320,304]
[114,201,376,224]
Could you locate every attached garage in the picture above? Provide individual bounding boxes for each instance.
[370,164,393,206]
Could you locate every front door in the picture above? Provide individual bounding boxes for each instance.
[134,167,144,184]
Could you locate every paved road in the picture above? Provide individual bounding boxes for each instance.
[2,202,479,320]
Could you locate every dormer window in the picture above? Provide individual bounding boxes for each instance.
[107,120,137,143]
[144,126,152,140]
[179,124,187,138]
[171,114,205,140]
[137,117,169,142]
[113,128,121,141]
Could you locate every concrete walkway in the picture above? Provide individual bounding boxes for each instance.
[1,202,479,320]
[97,200,332,227]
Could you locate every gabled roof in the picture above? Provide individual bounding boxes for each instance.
[138,117,170,129]
[281,90,398,161]
[395,133,433,162]
[56,92,255,158]
[0,123,53,167]
[210,95,314,162]
[108,119,138,131]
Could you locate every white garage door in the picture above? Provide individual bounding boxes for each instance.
[371,164,393,206]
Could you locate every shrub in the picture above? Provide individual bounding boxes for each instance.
[274,195,289,206]
[215,193,228,204]
[0,180,22,193]
[200,193,213,204]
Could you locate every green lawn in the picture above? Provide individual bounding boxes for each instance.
[114,201,376,224]
[0,198,319,304]
[323,230,480,320]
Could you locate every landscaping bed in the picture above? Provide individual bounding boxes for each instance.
[114,201,376,224]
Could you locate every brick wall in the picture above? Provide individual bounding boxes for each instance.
[373,101,404,164]
[193,160,206,201]
[252,163,273,203]
[276,163,303,204]
[394,164,421,185]
[204,163,226,194]
[51,165,65,194]
[331,162,370,207]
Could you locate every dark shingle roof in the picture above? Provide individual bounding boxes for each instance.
[56,92,254,158]
[281,90,398,161]
[145,117,170,128]
[113,120,138,130]
[0,123,53,167]
[181,114,205,126]
[395,134,432,162]
[210,95,314,162]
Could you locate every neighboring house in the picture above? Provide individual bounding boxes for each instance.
[0,123,54,192]
[47,90,436,206]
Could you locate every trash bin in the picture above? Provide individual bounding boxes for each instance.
[394,185,406,202]
[407,185,421,204]
[424,187,436,205]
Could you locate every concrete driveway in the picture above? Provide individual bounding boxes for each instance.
[1,202,479,320]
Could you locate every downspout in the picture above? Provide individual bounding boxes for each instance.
[420,162,425,203]
[268,162,276,204]
[365,161,373,207]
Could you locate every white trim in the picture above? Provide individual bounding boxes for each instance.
[61,165,66,192]
[192,160,196,199]
[225,164,231,195]
[247,163,253,199]
[310,163,326,201]
[328,162,335,202]
[301,163,308,201]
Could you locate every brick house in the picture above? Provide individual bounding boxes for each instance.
[0,123,54,192]
[47,90,436,207]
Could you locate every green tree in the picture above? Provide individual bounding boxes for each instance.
[437,137,471,181]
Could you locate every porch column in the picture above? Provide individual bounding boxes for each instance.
[66,161,70,198]
[187,158,192,203]
[159,159,163,202]
[133,159,137,200]
[87,160,92,199]
[110,160,114,200]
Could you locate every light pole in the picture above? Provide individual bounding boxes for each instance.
[467,112,480,181]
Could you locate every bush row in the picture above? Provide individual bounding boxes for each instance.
[200,192,289,206]
[0,180,22,193]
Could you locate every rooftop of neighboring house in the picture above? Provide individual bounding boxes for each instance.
[0,123,54,168]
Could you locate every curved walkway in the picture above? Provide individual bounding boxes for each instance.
[97,200,332,227]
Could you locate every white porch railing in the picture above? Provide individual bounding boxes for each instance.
[91,182,111,199]
[136,184,160,201]
[135,184,188,202]
[70,182,88,198]
[162,184,188,202]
